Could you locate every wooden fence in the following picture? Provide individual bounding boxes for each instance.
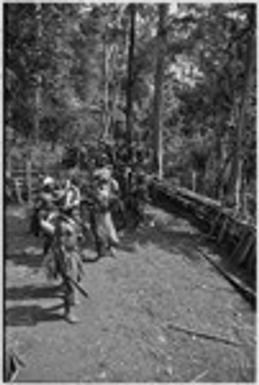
[149,178,256,303]
[6,162,59,204]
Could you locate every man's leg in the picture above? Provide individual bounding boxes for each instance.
[63,277,78,323]
[89,210,105,258]
[43,234,53,256]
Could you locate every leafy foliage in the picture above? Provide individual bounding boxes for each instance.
[5,3,256,212]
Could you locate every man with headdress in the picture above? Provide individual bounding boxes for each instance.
[91,165,120,257]
[48,215,84,323]
[31,176,62,255]
[63,171,81,220]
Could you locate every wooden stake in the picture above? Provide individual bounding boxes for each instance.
[229,230,250,264]
[217,215,229,244]
[236,233,254,267]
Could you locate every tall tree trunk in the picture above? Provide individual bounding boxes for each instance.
[152,4,168,180]
[35,76,41,146]
[233,26,255,213]
[110,44,119,140]
[214,112,222,199]
[102,31,110,139]
[34,3,42,147]
[126,4,136,162]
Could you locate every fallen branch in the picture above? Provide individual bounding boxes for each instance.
[165,323,241,347]
[190,369,209,382]
[176,187,221,208]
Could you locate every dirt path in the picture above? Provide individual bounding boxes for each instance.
[5,205,255,382]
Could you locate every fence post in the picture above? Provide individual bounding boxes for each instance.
[192,170,197,192]
[26,158,32,205]
[14,179,24,205]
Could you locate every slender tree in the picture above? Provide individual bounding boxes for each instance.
[233,7,255,213]
[102,29,110,139]
[126,4,136,162]
[34,3,42,146]
[152,4,168,179]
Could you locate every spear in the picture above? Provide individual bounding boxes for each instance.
[64,274,89,299]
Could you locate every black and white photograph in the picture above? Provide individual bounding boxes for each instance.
[4,2,256,382]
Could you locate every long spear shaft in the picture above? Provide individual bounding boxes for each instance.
[64,274,89,299]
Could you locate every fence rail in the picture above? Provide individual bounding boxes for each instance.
[6,164,58,204]
[150,179,256,302]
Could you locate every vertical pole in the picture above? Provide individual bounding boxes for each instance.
[14,179,24,205]
[26,157,32,205]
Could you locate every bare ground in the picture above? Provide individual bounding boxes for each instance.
[5,204,256,382]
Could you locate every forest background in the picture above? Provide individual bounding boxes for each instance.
[4,3,256,219]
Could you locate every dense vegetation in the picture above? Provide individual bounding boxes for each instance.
[5,3,256,216]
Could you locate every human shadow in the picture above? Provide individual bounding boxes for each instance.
[6,250,44,269]
[5,303,64,327]
[5,284,63,302]
[81,245,135,264]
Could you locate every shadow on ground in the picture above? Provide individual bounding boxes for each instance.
[121,218,203,263]
[5,284,63,302]
[5,303,64,327]
[6,251,44,269]
[120,209,255,295]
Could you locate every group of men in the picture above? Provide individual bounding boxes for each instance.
[30,159,140,323]
[4,153,150,381]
